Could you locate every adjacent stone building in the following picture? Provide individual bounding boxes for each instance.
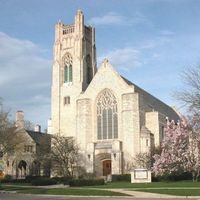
[2,111,51,178]
[48,10,180,176]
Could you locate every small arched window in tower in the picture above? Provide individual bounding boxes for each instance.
[96,89,118,140]
[146,139,149,147]
[63,53,73,83]
[86,55,92,84]
[64,96,70,105]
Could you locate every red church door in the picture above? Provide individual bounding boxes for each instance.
[103,160,111,176]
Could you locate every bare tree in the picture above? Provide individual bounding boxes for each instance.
[24,120,35,131]
[185,116,200,181]
[186,132,200,181]
[175,65,200,113]
[124,152,152,173]
[0,101,21,157]
[174,66,200,181]
[50,135,80,177]
[133,152,152,170]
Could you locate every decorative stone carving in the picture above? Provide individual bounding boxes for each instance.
[63,53,72,65]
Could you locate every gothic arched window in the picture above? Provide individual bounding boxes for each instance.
[86,55,92,84]
[63,53,73,83]
[97,89,118,140]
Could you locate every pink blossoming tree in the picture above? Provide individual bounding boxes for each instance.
[153,118,200,181]
[152,120,189,177]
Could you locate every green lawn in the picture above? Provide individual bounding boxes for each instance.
[93,181,200,196]
[1,181,200,197]
[91,181,200,188]
[134,188,200,196]
[0,185,128,196]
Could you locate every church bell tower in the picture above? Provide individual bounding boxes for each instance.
[50,10,97,135]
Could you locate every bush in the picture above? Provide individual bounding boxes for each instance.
[153,172,193,182]
[112,174,131,182]
[78,173,96,180]
[51,176,73,185]
[0,179,27,184]
[0,174,12,183]
[25,176,47,183]
[0,176,27,184]
[31,178,57,186]
[69,179,105,187]
[3,174,12,181]
[0,175,54,184]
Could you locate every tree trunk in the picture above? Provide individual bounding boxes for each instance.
[192,172,195,182]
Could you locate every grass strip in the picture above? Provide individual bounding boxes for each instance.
[90,181,200,189]
[0,185,129,196]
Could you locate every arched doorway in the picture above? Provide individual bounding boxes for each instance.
[18,160,27,178]
[30,160,40,176]
[102,159,111,176]
[95,153,111,176]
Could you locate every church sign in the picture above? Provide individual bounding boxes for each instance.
[131,169,151,183]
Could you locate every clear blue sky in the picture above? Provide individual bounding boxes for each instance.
[0,0,200,130]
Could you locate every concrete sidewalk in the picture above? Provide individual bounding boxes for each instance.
[106,188,200,199]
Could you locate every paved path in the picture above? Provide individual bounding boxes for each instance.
[104,188,200,199]
[1,193,200,200]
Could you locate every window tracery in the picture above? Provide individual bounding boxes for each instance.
[63,53,73,83]
[97,89,118,140]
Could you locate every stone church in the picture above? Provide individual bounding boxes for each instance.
[48,10,179,176]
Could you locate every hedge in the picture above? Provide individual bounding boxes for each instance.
[0,175,58,185]
[25,176,50,183]
[31,178,57,186]
[0,178,28,184]
[51,176,73,185]
[69,179,105,187]
[112,174,131,182]
[152,172,193,182]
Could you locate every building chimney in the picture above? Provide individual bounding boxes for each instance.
[34,124,41,132]
[16,111,25,129]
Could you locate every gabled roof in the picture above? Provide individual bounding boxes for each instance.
[121,75,180,120]
[140,126,153,137]
[86,59,179,120]
[26,130,51,145]
[120,76,134,86]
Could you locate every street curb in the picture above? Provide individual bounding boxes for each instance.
[0,190,17,194]
[1,191,200,199]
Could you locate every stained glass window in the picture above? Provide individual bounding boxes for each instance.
[63,53,73,83]
[97,89,118,140]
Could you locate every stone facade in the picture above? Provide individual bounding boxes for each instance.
[2,112,51,178]
[49,10,180,176]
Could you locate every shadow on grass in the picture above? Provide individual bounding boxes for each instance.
[0,186,129,196]
[89,181,200,189]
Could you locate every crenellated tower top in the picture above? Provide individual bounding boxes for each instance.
[53,10,97,90]
[51,10,97,135]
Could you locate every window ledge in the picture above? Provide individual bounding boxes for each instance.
[64,82,73,86]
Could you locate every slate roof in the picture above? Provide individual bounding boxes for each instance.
[120,75,133,86]
[120,75,180,121]
[26,130,51,145]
